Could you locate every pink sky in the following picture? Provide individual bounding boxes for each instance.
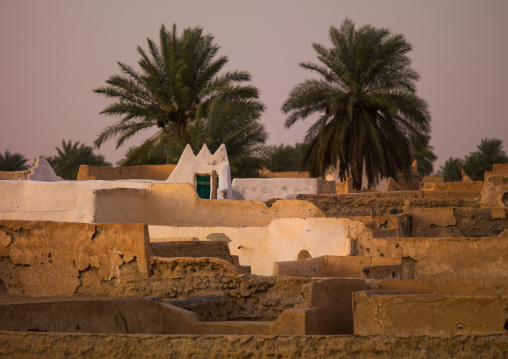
[1,0,507,171]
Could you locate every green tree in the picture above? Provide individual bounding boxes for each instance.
[282,19,430,190]
[410,134,437,178]
[94,24,265,159]
[50,140,111,180]
[463,138,507,180]
[263,143,309,172]
[0,150,30,171]
[439,157,464,182]
[119,98,268,178]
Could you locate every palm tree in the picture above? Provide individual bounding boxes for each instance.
[119,97,268,178]
[264,143,309,172]
[410,134,437,178]
[0,150,30,171]
[439,157,464,182]
[94,24,265,155]
[463,137,507,180]
[50,140,111,180]
[281,19,430,190]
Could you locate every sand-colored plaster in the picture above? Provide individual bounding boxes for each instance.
[96,184,325,227]
[354,291,508,335]
[149,217,360,275]
[2,332,508,359]
[481,170,508,208]
[404,207,459,237]
[274,255,401,278]
[355,232,508,279]
[77,164,176,181]
[0,220,150,296]
[0,181,324,226]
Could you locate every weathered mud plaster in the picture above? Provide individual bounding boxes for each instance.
[0,278,368,336]
[355,231,508,279]
[481,170,508,208]
[2,333,508,359]
[232,178,335,201]
[0,220,150,297]
[354,291,508,336]
[77,164,176,181]
[404,207,459,237]
[149,218,368,275]
[274,256,401,279]
[0,298,318,335]
[369,278,508,295]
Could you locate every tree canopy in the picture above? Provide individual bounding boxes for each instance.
[438,138,507,182]
[119,98,268,178]
[263,143,309,172]
[282,18,430,190]
[0,150,30,171]
[439,157,464,182]
[48,140,110,180]
[463,138,507,181]
[94,24,266,176]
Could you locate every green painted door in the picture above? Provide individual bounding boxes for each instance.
[196,175,211,199]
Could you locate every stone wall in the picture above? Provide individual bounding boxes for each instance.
[77,164,176,181]
[2,332,507,358]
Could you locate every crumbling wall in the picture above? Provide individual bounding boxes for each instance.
[0,170,31,181]
[0,220,323,320]
[0,220,150,297]
[274,256,401,279]
[2,332,508,358]
[296,192,477,217]
[354,231,508,280]
[404,207,508,237]
[481,170,508,208]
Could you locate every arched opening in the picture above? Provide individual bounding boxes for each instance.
[297,250,312,260]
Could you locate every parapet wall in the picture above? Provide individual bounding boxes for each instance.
[77,164,176,181]
[354,231,508,280]
[149,218,367,275]
[354,291,508,336]
[274,256,401,279]
[0,181,324,227]
[232,178,335,201]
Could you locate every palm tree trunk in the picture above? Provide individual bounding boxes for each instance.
[351,157,363,191]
